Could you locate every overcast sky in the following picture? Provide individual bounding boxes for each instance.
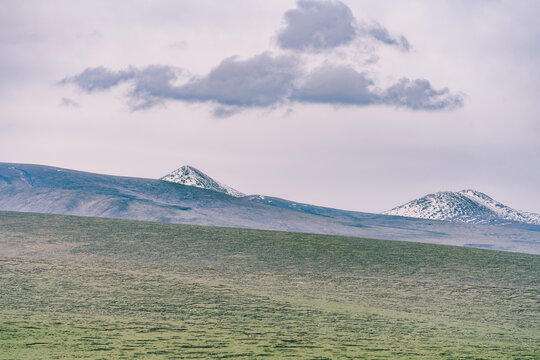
[1,0,539,213]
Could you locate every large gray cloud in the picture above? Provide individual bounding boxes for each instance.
[62,55,463,113]
[59,1,459,115]
[276,0,410,52]
[61,53,299,111]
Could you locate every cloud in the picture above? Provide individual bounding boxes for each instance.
[277,0,357,51]
[60,65,181,109]
[212,106,243,118]
[171,53,298,107]
[61,53,299,112]
[381,79,465,110]
[293,65,463,109]
[59,97,79,107]
[127,65,181,109]
[60,1,459,116]
[365,23,410,52]
[292,65,376,105]
[276,0,410,52]
[62,57,463,113]
[59,66,135,92]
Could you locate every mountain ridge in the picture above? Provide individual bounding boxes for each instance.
[0,162,538,254]
[159,166,540,228]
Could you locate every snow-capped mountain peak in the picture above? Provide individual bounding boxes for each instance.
[160,165,245,197]
[383,189,540,225]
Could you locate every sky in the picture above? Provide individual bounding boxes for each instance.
[1,0,539,213]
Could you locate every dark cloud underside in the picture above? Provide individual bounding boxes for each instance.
[292,65,376,105]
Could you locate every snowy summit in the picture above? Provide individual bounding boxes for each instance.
[160,165,245,197]
[383,189,540,225]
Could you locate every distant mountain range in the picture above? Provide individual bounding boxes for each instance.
[0,162,538,254]
[160,164,540,227]
[383,189,540,226]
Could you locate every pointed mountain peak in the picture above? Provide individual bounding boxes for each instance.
[382,190,540,225]
[160,165,245,197]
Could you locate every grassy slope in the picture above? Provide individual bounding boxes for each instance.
[0,210,538,359]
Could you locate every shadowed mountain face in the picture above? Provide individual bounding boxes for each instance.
[0,162,538,254]
[383,190,540,225]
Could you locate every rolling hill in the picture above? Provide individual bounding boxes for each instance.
[0,211,538,358]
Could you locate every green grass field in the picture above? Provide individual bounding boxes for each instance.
[0,211,538,359]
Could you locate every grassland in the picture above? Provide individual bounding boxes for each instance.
[0,210,538,359]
